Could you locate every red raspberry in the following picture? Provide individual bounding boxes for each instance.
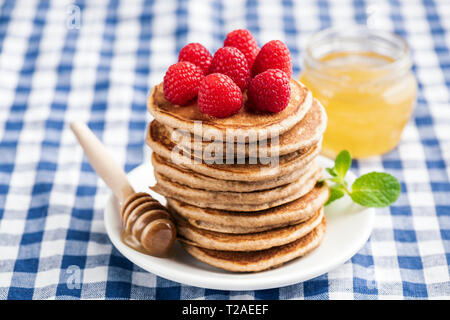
[163,62,204,105]
[247,69,291,113]
[252,40,292,78]
[178,42,212,75]
[198,73,243,118]
[224,29,260,69]
[208,47,251,91]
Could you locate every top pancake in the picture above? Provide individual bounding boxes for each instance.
[147,79,313,141]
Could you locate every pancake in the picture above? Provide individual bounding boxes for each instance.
[151,165,322,211]
[166,98,327,159]
[175,208,324,251]
[147,79,313,141]
[152,162,321,205]
[167,183,329,234]
[181,218,327,272]
[152,153,314,192]
[146,120,321,181]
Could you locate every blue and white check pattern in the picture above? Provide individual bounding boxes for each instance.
[0,0,449,300]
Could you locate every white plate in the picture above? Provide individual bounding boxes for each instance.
[104,155,375,291]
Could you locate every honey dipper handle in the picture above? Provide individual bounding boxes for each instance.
[70,121,135,202]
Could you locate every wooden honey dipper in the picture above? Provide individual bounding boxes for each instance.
[70,121,176,257]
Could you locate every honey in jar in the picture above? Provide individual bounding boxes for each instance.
[300,27,417,158]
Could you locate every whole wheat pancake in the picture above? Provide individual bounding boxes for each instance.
[167,183,329,233]
[152,163,321,205]
[175,208,324,251]
[148,79,313,141]
[152,153,314,192]
[166,98,327,159]
[146,120,321,181]
[181,218,327,272]
[151,165,322,211]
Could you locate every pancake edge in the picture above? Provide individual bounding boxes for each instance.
[175,208,324,251]
[181,217,327,272]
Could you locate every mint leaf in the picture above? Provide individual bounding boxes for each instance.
[326,167,338,177]
[350,172,401,207]
[324,150,400,208]
[329,176,344,185]
[325,185,346,206]
[334,150,351,178]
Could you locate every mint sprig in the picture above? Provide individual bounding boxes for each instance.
[324,150,401,208]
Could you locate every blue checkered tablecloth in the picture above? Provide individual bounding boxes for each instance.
[0,0,449,300]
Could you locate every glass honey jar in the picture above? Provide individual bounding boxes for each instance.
[300,26,417,159]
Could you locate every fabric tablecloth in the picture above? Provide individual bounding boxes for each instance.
[0,0,449,299]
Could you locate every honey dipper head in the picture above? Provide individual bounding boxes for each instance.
[121,192,176,257]
[140,219,176,257]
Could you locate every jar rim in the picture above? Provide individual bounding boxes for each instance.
[304,25,411,73]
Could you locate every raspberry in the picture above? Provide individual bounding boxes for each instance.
[198,73,243,118]
[208,47,251,91]
[252,40,292,78]
[163,62,204,105]
[247,69,291,113]
[224,29,260,69]
[178,42,212,75]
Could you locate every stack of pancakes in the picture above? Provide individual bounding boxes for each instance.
[146,78,329,272]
